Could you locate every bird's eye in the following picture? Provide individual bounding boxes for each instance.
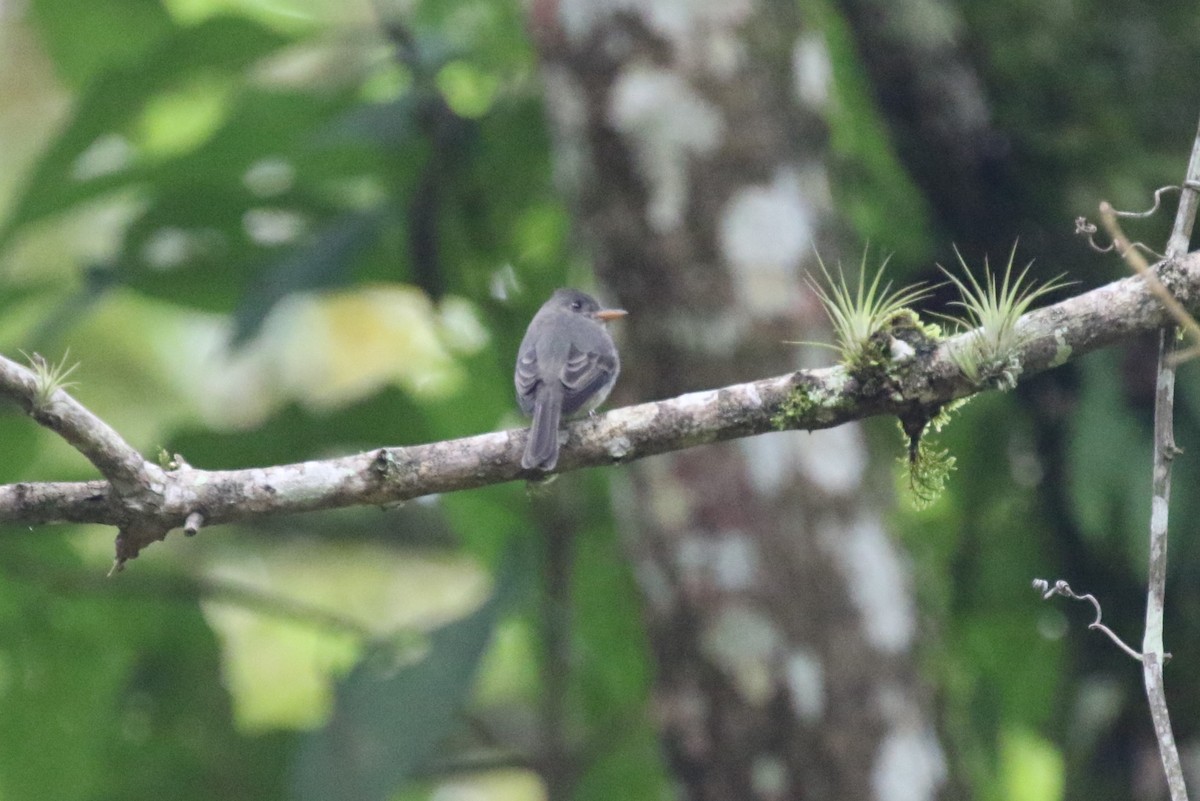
[570,300,583,311]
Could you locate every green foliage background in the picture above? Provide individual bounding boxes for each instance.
[1,1,1198,800]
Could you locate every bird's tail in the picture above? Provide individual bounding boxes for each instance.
[523,392,562,470]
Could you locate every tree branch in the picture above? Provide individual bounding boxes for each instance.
[1,252,1198,565]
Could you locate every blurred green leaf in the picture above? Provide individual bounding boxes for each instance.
[574,725,669,801]
[0,16,289,253]
[0,411,39,481]
[1067,352,1151,561]
[803,0,936,264]
[290,554,517,801]
[441,485,529,570]
[895,390,1065,795]
[29,0,174,88]
[436,97,557,297]
[1000,729,1064,801]
[408,0,532,75]
[116,182,286,311]
[572,515,653,723]
[164,88,373,187]
[166,388,431,470]
[110,87,412,314]
[436,61,500,119]
[0,532,293,801]
[231,209,387,344]
[571,508,669,801]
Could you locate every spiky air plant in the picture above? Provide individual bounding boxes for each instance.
[805,250,933,372]
[20,349,80,410]
[941,245,1071,390]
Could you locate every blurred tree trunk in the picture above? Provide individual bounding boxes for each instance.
[532,3,948,799]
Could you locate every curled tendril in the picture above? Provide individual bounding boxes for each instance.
[1113,185,1182,219]
[1074,185,1185,259]
[1032,578,1154,662]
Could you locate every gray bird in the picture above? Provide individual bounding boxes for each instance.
[515,288,626,471]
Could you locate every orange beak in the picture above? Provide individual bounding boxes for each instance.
[593,308,628,322]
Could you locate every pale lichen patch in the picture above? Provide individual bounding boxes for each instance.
[558,0,753,55]
[784,648,824,722]
[751,754,788,797]
[872,725,947,801]
[1050,327,1072,367]
[718,167,813,316]
[608,65,724,232]
[741,432,804,496]
[819,514,916,654]
[700,604,784,707]
[796,424,867,495]
[676,531,758,591]
[792,33,832,109]
[605,434,633,460]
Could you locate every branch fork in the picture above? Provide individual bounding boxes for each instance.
[0,353,204,570]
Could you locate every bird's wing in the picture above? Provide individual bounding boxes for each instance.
[515,346,542,411]
[559,343,617,415]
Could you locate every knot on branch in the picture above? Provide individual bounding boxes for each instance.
[372,448,399,478]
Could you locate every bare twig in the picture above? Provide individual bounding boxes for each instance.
[1031,578,1144,661]
[184,511,204,537]
[1140,115,1200,801]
